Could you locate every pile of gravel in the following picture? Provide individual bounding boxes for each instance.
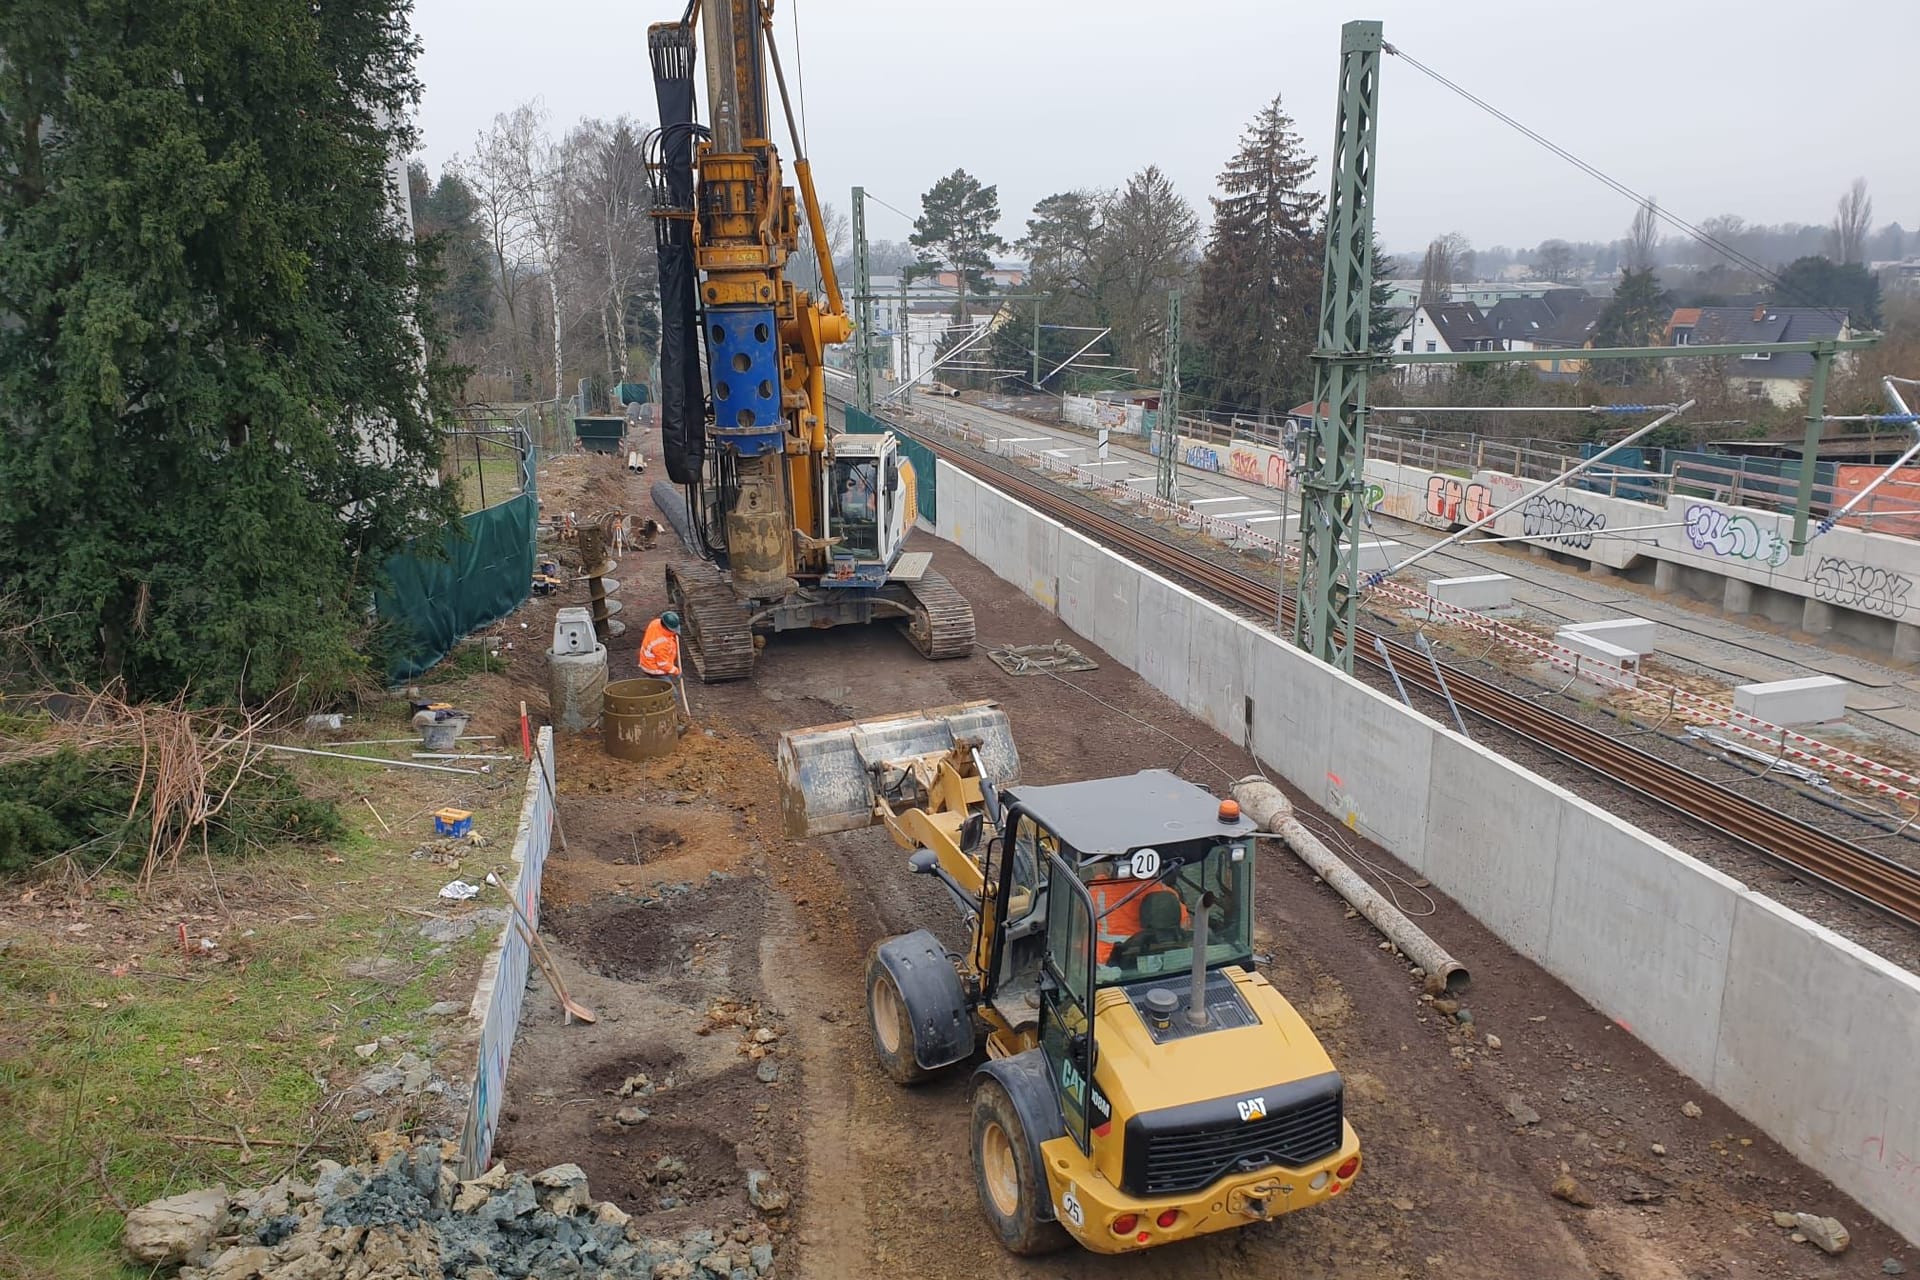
[123,1140,782,1279]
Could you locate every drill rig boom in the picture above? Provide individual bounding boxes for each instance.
[647,0,975,680]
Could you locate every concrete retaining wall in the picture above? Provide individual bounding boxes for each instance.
[1175,434,1293,494]
[1063,395,1145,435]
[457,727,556,1178]
[933,458,1920,1245]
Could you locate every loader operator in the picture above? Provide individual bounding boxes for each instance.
[639,610,682,678]
[1089,877,1189,970]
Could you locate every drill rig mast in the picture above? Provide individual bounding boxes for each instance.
[646,0,975,681]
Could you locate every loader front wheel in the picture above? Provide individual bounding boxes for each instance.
[866,948,932,1085]
[970,1079,1070,1255]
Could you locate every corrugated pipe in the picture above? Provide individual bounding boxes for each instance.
[1233,778,1468,994]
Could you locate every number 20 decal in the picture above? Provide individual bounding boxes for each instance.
[1129,847,1161,878]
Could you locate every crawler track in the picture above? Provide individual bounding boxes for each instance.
[665,562,757,682]
[910,428,1920,932]
[894,569,976,660]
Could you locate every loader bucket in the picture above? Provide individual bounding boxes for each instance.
[777,700,1019,839]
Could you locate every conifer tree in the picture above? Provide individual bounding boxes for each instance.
[1194,96,1324,418]
[0,1,457,702]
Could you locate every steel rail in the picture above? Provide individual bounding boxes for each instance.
[907,427,1920,931]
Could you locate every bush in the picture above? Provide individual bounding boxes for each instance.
[0,745,340,878]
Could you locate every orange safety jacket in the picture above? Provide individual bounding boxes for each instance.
[638,618,681,676]
[1088,881,1186,965]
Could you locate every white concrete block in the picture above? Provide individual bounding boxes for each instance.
[1565,617,1656,656]
[1323,675,1436,859]
[1426,574,1514,611]
[1249,635,1332,797]
[1357,539,1401,575]
[1552,629,1640,688]
[1733,676,1847,726]
[1546,803,1742,1083]
[1422,734,1563,957]
[1714,893,1920,1247]
[1133,575,1193,709]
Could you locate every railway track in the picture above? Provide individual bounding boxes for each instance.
[901,423,1920,932]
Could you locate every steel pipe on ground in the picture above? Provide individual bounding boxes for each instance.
[1233,778,1468,994]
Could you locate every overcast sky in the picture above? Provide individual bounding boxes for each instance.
[410,0,1919,262]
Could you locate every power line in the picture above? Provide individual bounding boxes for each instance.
[864,192,918,227]
[1382,42,1854,326]
[789,0,809,151]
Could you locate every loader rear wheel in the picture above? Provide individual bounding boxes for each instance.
[865,948,932,1085]
[970,1079,1070,1255]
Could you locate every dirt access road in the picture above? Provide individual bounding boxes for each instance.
[490,454,1906,1280]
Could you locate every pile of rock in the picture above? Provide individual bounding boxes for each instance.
[123,1140,782,1279]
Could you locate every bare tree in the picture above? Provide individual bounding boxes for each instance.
[1535,239,1575,283]
[1692,214,1747,270]
[566,117,655,384]
[1625,197,1659,273]
[1831,177,1873,264]
[1419,235,1472,304]
[791,201,850,297]
[1095,166,1199,373]
[458,122,539,392]
[462,105,571,401]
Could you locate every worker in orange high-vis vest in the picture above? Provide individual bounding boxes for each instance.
[1088,879,1187,967]
[639,611,682,677]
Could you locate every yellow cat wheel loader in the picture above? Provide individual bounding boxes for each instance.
[777,701,1361,1255]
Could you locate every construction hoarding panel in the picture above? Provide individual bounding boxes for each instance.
[378,492,537,683]
[1833,465,1920,538]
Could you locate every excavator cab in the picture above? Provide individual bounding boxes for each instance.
[820,433,908,583]
[777,704,1362,1258]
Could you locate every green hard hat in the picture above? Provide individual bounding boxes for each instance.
[661,610,681,632]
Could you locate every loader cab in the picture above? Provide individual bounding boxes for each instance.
[990,771,1257,1152]
[822,433,907,575]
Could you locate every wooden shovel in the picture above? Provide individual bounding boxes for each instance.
[489,871,596,1024]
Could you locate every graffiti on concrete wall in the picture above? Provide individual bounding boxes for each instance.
[1684,503,1790,568]
[1182,442,1223,472]
[1812,557,1912,618]
[1521,494,1608,550]
[1226,444,1289,491]
[1425,475,1494,525]
[1365,483,1385,512]
[1175,437,1290,492]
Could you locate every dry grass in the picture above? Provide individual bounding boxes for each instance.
[0,686,532,1279]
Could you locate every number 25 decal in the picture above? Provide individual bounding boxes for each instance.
[1060,1187,1085,1227]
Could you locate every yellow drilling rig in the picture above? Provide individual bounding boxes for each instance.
[646,1,973,681]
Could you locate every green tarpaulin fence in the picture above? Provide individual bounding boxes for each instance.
[378,491,537,684]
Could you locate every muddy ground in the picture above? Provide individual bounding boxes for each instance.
[488,447,1908,1279]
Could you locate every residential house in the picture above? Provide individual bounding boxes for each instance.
[1380,279,1573,310]
[1392,302,1496,383]
[1664,307,1701,346]
[1484,288,1605,376]
[1682,306,1850,408]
